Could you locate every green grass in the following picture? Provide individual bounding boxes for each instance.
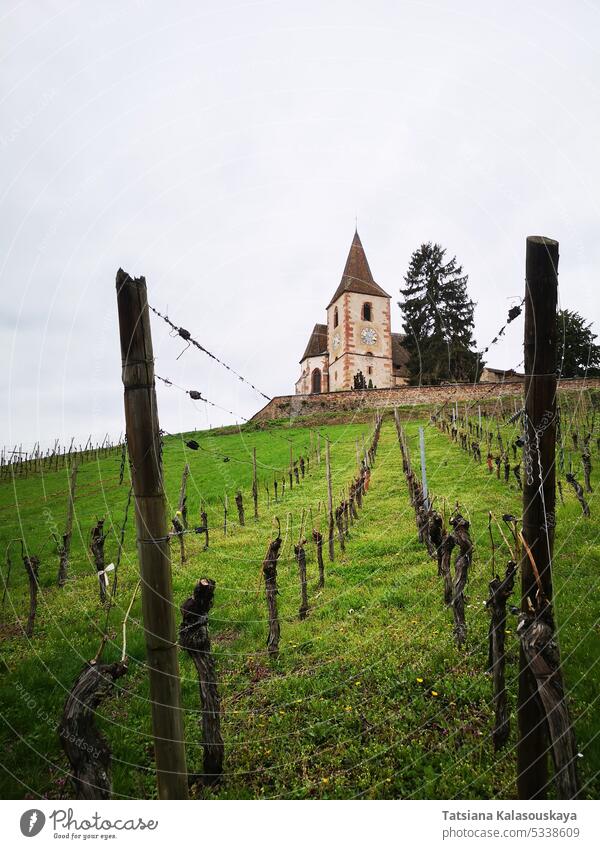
[0,413,598,800]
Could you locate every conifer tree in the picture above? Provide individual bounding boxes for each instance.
[556,309,600,377]
[399,242,480,384]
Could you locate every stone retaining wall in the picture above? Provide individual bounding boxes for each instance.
[252,378,600,422]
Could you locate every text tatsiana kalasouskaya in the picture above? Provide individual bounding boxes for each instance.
[442,811,577,823]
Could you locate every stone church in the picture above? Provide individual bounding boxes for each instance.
[295,231,410,395]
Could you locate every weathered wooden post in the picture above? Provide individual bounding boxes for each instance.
[325,438,334,561]
[517,237,579,800]
[115,269,188,799]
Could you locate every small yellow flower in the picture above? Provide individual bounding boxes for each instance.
[431,690,438,697]
[345,705,352,712]
[279,710,286,715]
[322,777,329,783]
[416,677,423,683]
[355,681,361,686]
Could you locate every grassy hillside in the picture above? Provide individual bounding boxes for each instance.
[0,415,598,799]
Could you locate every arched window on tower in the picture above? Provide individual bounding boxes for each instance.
[311,368,322,394]
[362,302,372,321]
[333,306,339,328]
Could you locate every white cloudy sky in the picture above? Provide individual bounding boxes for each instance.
[1,0,599,451]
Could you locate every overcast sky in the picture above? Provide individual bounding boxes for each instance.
[1,0,599,451]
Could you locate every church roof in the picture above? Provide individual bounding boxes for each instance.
[300,323,328,362]
[391,332,410,376]
[326,231,391,308]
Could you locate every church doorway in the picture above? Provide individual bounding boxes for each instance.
[311,368,322,394]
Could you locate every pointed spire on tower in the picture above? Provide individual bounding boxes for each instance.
[327,229,391,308]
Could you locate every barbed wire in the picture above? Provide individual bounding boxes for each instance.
[156,374,254,426]
[149,305,271,401]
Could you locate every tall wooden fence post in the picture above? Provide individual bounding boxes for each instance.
[115,269,188,799]
[517,237,579,800]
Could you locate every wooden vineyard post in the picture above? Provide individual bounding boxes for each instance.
[517,237,579,800]
[115,269,188,800]
[325,438,334,561]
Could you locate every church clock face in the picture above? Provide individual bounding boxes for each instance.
[361,327,377,345]
[332,333,341,350]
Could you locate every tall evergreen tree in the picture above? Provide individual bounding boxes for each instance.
[399,242,480,384]
[556,309,600,377]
